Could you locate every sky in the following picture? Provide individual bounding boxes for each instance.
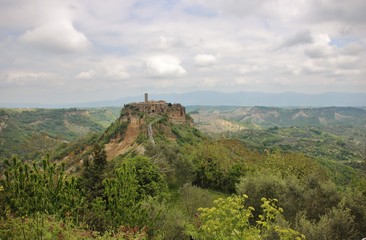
[0,0,365,104]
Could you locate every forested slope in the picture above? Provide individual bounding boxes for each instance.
[0,108,120,159]
[1,104,366,239]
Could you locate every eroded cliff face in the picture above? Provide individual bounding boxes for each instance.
[103,100,192,160]
[104,115,144,160]
[61,98,193,171]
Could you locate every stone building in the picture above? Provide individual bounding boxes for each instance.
[127,93,188,124]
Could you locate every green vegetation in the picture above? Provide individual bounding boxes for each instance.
[187,195,304,240]
[191,106,366,173]
[1,105,366,239]
[231,126,363,161]
[1,156,83,220]
[0,108,120,160]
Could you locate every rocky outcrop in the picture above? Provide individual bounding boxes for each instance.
[126,95,189,124]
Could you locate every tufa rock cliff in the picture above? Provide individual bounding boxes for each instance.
[59,94,196,171]
[103,94,192,160]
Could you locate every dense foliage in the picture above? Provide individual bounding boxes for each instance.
[1,106,366,239]
[231,126,364,161]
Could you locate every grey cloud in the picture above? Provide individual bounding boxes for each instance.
[340,43,366,56]
[282,30,313,48]
[0,0,366,104]
[304,47,329,59]
[307,0,366,24]
[303,34,333,59]
[183,0,269,18]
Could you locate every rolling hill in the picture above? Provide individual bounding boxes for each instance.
[189,106,366,164]
[0,107,120,159]
[1,100,366,239]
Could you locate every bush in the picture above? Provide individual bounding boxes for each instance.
[295,203,359,240]
[186,194,305,240]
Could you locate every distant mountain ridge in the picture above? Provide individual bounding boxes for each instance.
[156,91,366,107]
[1,91,366,108]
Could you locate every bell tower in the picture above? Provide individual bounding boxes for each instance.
[144,93,148,103]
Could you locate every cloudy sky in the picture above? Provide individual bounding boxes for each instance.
[1,0,365,104]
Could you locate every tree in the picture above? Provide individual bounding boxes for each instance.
[101,155,169,237]
[0,156,84,221]
[236,170,340,223]
[123,155,168,199]
[103,160,141,227]
[81,144,107,200]
[296,203,358,240]
[364,145,366,174]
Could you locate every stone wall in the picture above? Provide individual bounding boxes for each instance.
[127,100,187,124]
[168,104,187,124]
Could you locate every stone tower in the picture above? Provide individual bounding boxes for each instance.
[144,93,148,103]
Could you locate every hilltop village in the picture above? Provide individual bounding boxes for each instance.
[1,95,366,239]
[126,93,188,124]
[103,94,191,160]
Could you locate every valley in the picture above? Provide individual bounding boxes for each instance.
[189,106,366,164]
[2,1,365,239]
[1,102,366,239]
[0,107,120,160]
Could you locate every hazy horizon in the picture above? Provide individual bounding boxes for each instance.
[1,91,365,108]
[1,0,365,104]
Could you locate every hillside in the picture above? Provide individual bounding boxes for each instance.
[0,107,120,159]
[1,99,366,239]
[189,106,366,167]
[188,106,366,129]
[54,97,198,172]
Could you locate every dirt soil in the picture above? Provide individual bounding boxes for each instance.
[105,116,144,160]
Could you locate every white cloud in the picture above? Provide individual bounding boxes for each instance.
[75,58,130,81]
[1,71,61,87]
[235,77,260,85]
[1,0,366,104]
[333,69,361,76]
[149,34,185,50]
[238,65,261,75]
[200,78,218,87]
[304,34,333,58]
[145,55,186,77]
[105,65,130,79]
[20,20,91,53]
[155,79,174,88]
[194,54,217,66]
[76,70,96,79]
[302,61,328,75]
